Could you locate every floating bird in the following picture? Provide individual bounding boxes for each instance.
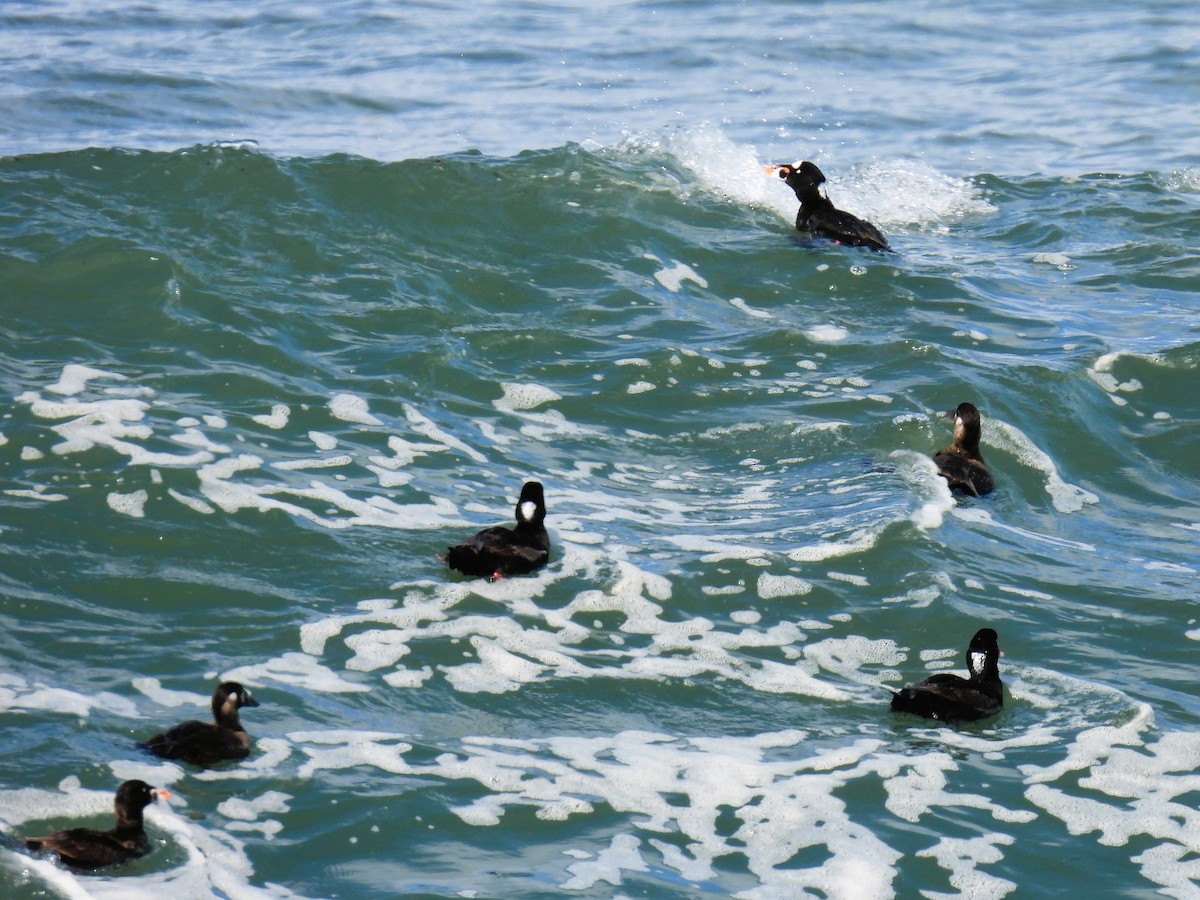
[444,481,549,580]
[764,160,890,251]
[24,780,168,870]
[140,681,259,767]
[890,627,1003,723]
[933,401,994,497]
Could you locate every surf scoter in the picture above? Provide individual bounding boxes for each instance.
[444,481,549,579]
[890,628,1003,723]
[933,401,994,497]
[140,681,259,767]
[24,779,168,870]
[764,160,890,251]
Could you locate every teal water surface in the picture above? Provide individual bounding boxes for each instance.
[2,1,1200,897]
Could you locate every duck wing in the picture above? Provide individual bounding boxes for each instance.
[141,720,248,766]
[933,450,993,496]
[26,827,147,870]
[801,208,890,251]
[891,677,1000,723]
[447,525,549,577]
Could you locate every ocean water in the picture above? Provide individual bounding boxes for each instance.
[2,1,1200,898]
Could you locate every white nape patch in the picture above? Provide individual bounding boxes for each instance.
[729,297,773,319]
[969,651,987,675]
[45,363,126,396]
[804,324,849,343]
[643,254,708,293]
[328,393,383,426]
[107,488,149,518]
[251,403,290,429]
[518,501,537,522]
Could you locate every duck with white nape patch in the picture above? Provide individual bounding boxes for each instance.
[139,681,260,767]
[764,160,891,251]
[889,628,1004,724]
[442,481,550,580]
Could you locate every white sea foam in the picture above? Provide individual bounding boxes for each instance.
[756,572,812,599]
[308,430,338,450]
[494,382,561,412]
[804,324,849,343]
[984,418,1099,513]
[644,255,708,293]
[650,124,994,233]
[1020,709,1200,897]
[251,404,290,429]
[328,393,383,426]
[729,297,773,319]
[107,488,149,517]
[45,363,126,396]
[788,528,879,563]
[0,673,141,719]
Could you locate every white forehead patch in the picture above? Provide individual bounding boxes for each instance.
[518,501,537,521]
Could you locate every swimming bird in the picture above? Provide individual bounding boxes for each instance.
[140,681,259,767]
[24,780,168,870]
[763,160,890,251]
[933,401,993,497]
[444,481,549,579]
[890,628,1003,723]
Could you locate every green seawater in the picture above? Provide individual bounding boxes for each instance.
[1,142,1199,898]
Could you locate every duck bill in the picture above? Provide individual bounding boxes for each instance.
[762,165,783,174]
[154,788,172,803]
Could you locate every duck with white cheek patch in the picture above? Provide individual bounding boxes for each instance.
[933,401,994,497]
[140,681,260,767]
